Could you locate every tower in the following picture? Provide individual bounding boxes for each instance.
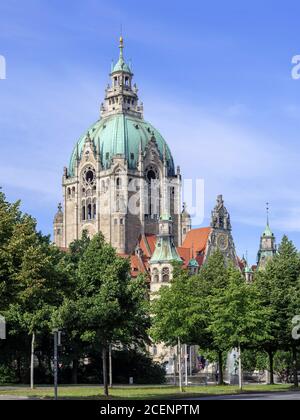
[181,202,192,243]
[149,214,182,294]
[53,203,64,249]
[205,195,239,267]
[244,252,254,283]
[54,38,184,253]
[257,203,276,270]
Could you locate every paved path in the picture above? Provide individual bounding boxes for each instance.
[188,391,300,400]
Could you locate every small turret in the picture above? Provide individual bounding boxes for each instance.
[54,203,64,248]
[181,202,192,243]
[257,203,276,270]
[150,215,182,293]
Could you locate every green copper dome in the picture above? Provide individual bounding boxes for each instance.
[188,258,199,268]
[112,57,132,73]
[68,114,175,177]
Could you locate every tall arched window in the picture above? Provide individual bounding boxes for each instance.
[152,268,159,283]
[93,200,96,219]
[146,167,160,218]
[87,203,92,220]
[82,201,86,221]
[162,267,170,283]
[116,177,122,190]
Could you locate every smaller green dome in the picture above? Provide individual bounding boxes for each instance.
[112,36,132,74]
[188,258,199,268]
[112,57,132,74]
[245,264,253,274]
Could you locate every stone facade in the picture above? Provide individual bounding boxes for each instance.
[205,195,239,268]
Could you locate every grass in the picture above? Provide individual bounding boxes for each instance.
[0,384,296,400]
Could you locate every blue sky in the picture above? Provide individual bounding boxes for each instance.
[1,0,300,263]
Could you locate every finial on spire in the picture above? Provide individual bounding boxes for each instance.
[266,202,270,226]
[119,34,124,59]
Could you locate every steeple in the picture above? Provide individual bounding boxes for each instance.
[210,195,232,231]
[257,203,276,270]
[150,215,182,265]
[101,37,143,119]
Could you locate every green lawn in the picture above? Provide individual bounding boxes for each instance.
[0,384,296,400]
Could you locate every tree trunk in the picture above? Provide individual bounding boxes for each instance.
[72,358,78,385]
[178,337,183,392]
[102,346,109,397]
[238,346,243,391]
[109,344,113,388]
[30,332,35,390]
[268,349,274,385]
[292,346,299,388]
[218,351,224,385]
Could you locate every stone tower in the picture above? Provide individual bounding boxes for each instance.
[205,195,239,267]
[53,203,64,249]
[181,202,192,243]
[257,204,276,270]
[149,214,182,293]
[54,38,183,254]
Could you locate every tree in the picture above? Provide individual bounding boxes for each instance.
[52,231,90,384]
[0,189,68,386]
[255,236,300,386]
[151,252,231,386]
[54,233,150,397]
[208,267,274,389]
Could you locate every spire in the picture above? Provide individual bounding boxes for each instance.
[150,215,182,265]
[119,35,124,60]
[263,202,273,237]
[111,36,132,74]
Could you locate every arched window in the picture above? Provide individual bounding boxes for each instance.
[67,188,71,198]
[152,268,159,283]
[93,200,96,219]
[146,167,160,218]
[82,203,86,221]
[116,177,122,190]
[87,204,92,220]
[72,187,76,198]
[162,267,170,283]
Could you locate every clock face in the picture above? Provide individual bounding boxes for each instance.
[217,233,228,251]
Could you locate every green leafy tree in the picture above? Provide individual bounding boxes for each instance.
[208,267,274,388]
[151,251,231,385]
[54,233,150,396]
[255,236,300,386]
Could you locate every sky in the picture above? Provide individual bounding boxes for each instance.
[1,0,300,264]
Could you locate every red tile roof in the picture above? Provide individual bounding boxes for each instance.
[182,227,211,254]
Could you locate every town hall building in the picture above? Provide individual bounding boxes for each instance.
[53,38,277,373]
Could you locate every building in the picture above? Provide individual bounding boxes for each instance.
[53,38,243,375]
[54,37,184,255]
[257,218,277,270]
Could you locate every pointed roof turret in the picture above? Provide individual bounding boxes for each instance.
[257,203,277,269]
[112,36,132,74]
[262,203,274,237]
[54,203,63,224]
[150,215,182,264]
